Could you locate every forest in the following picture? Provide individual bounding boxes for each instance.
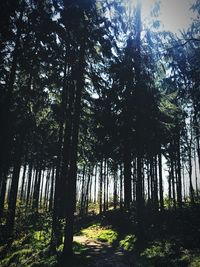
[0,0,200,266]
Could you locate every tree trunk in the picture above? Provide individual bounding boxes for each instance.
[99,160,103,214]
[136,151,144,244]
[123,143,132,209]
[49,165,55,212]
[103,159,107,212]
[62,42,85,259]
[158,151,164,211]
[106,163,109,210]
[154,156,159,211]
[170,156,176,208]
[189,148,195,204]
[32,165,42,215]
[20,162,27,202]
[176,134,182,208]
[26,162,33,208]
[120,164,123,209]
[94,165,97,204]
[113,171,117,209]
[80,165,86,215]
[0,173,7,218]
[0,7,23,188]
[51,47,70,250]
[6,134,24,235]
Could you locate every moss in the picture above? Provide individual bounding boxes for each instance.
[81,224,118,245]
[190,257,200,267]
[140,241,200,267]
[119,234,136,251]
[0,248,32,267]
[12,234,31,249]
[29,255,57,267]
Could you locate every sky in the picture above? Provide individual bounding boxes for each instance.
[138,0,196,34]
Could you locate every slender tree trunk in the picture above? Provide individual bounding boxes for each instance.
[44,171,50,211]
[194,148,199,198]
[189,149,194,204]
[106,163,109,210]
[103,159,107,212]
[136,151,144,243]
[158,151,164,211]
[94,165,97,204]
[32,165,42,215]
[154,156,159,211]
[62,42,85,259]
[0,6,23,187]
[124,143,132,209]
[147,161,151,203]
[49,165,55,212]
[150,156,154,208]
[99,160,103,214]
[20,162,27,202]
[176,135,182,208]
[6,134,24,236]
[84,171,91,215]
[120,164,123,209]
[193,110,200,174]
[29,169,36,207]
[51,47,70,250]
[170,156,176,208]
[113,171,117,209]
[26,162,33,208]
[80,165,86,215]
[59,117,73,218]
[0,173,7,218]
[168,170,171,206]
[51,121,64,249]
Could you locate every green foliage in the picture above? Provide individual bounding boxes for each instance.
[0,216,55,267]
[33,230,50,244]
[140,240,200,267]
[80,224,118,245]
[141,241,172,258]
[0,248,32,267]
[0,238,57,267]
[190,257,200,267]
[119,234,136,251]
[58,241,88,255]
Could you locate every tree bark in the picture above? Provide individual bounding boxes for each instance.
[6,134,24,235]
[158,151,164,211]
[62,42,85,259]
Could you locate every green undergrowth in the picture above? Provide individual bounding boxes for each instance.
[140,240,200,267]
[77,222,137,253]
[0,206,199,267]
[58,241,89,255]
[119,234,137,251]
[0,228,56,267]
[0,230,89,267]
[78,223,118,245]
[0,212,55,267]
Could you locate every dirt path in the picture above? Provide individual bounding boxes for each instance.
[74,235,134,267]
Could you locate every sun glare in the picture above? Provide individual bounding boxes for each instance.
[131,0,196,34]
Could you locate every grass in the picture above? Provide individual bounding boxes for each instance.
[0,205,200,267]
[139,241,200,267]
[79,223,118,245]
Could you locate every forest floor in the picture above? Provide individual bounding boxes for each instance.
[0,205,200,267]
[73,234,132,267]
